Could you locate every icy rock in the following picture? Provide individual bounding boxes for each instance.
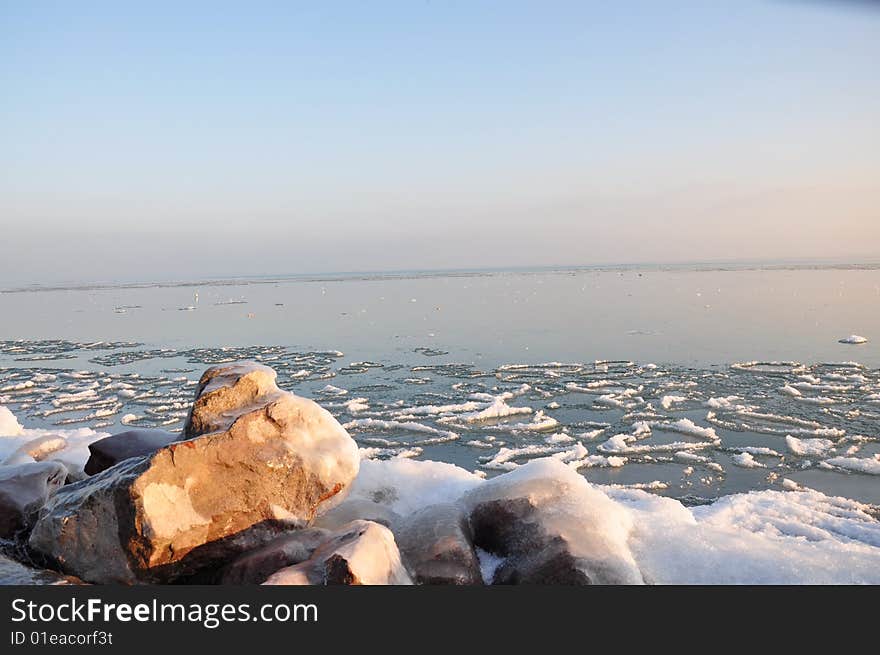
[0,553,83,585]
[28,361,360,584]
[84,429,180,475]
[219,528,331,584]
[312,498,401,531]
[462,459,644,585]
[395,503,482,585]
[0,406,24,436]
[264,520,412,585]
[183,362,282,437]
[0,461,68,539]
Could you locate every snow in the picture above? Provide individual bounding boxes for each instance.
[612,486,880,583]
[0,406,108,476]
[731,452,765,469]
[838,335,868,345]
[598,434,715,455]
[459,397,532,423]
[343,398,370,413]
[704,395,740,409]
[341,455,880,584]
[785,435,835,457]
[545,432,575,444]
[0,406,24,436]
[824,456,880,476]
[653,418,719,441]
[475,548,506,583]
[490,410,559,433]
[345,457,482,516]
[660,395,687,410]
[674,451,710,464]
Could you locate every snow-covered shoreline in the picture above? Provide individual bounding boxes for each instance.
[3,396,880,585]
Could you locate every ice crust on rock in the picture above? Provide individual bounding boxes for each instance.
[263,520,412,585]
[462,459,645,584]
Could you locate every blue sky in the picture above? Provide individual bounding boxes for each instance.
[1,1,878,284]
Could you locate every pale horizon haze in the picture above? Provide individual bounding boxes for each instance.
[1,1,879,285]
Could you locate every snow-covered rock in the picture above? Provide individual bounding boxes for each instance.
[219,528,331,584]
[0,461,68,539]
[28,361,360,584]
[838,335,868,345]
[462,459,644,584]
[395,503,482,585]
[264,520,412,585]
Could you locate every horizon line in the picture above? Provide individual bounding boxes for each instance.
[3,256,880,295]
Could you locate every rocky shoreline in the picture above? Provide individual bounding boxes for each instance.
[1,361,638,585]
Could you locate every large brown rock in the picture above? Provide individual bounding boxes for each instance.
[263,520,412,585]
[0,461,67,540]
[28,362,360,584]
[395,503,482,585]
[84,429,180,475]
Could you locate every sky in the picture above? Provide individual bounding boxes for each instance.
[1,0,879,285]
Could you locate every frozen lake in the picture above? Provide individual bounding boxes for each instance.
[1,266,878,504]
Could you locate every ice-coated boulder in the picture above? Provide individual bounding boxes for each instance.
[0,461,67,539]
[263,520,412,585]
[183,362,282,438]
[28,361,360,584]
[84,429,180,475]
[395,503,482,585]
[462,459,644,585]
[219,528,331,584]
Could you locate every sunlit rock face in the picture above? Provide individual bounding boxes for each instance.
[28,362,360,584]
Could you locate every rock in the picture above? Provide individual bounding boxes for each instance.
[219,528,331,584]
[463,459,644,585]
[0,461,68,540]
[84,429,180,475]
[395,503,482,585]
[312,498,401,531]
[183,362,282,438]
[0,553,83,585]
[264,520,412,585]
[28,361,360,584]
